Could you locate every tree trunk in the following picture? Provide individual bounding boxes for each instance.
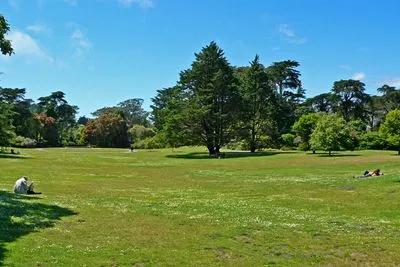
[329,150,331,156]
[208,145,215,156]
[250,125,256,153]
[398,149,400,155]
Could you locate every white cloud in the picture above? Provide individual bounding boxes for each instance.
[380,78,400,88]
[7,31,52,61]
[278,24,307,45]
[70,29,92,58]
[118,0,154,8]
[352,72,366,80]
[26,23,49,34]
[279,24,295,38]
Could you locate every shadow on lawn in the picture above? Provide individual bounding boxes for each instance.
[167,151,294,159]
[0,191,77,265]
[312,152,360,157]
[0,153,27,160]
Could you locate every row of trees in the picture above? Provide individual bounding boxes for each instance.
[150,42,400,154]
[1,14,400,154]
[0,85,151,148]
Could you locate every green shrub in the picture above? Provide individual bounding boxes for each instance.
[281,133,296,148]
[359,131,386,150]
[12,136,37,148]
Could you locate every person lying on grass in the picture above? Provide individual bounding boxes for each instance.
[353,169,383,178]
[14,176,42,194]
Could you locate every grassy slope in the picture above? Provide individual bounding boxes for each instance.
[0,148,399,266]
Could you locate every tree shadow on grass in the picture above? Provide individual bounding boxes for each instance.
[0,153,27,160]
[0,191,77,265]
[167,151,295,159]
[312,152,361,157]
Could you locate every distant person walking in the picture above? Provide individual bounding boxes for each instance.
[14,176,41,194]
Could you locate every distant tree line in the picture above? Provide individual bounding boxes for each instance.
[1,15,400,154]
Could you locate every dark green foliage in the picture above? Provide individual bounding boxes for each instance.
[332,79,369,122]
[303,93,336,113]
[37,91,78,146]
[0,102,15,147]
[267,60,304,135]
[0,88,37,140]
[152,42,239,154]
[292,113,322,151]
[239,55,276,152]
[359,131,386,150]
[117,98,149,127]
[77,116,89,126]
[151,87,177,131]
[267,60,302,99]
[0,15,13,56]
[380,109,400,154]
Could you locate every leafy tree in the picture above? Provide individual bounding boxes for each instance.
[332,79,368,122]
[37,91,78,146]
[93,99,149,128]
[0,103,15,148]
[91,107,119,117]
[359,131,386,150]
[151,87,177,131]
[364,95,385,131]
[239,55,275,152]
[377,84,396,95]
[0,15,13,56]
[151,86,193,148]
[71,124,86,146]
[77,116,90,126]
[168,41,239,154]
[0,88,36,138]
[35,113,56,146]
[292,113,322,151]
[303,93,336,113]
[310,113,349,156]
[380,109,400,154]
[117,98,149,127]
[267,60,302,99]
[83,110,128,148]
[381,90,400,113]
[266,60,304,135]
[0,15,14,148]
[128,124,155,144]
[281,133,296,148]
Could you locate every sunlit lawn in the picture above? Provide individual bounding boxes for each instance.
[1,147,400,266]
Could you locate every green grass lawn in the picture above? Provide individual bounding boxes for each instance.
[1,147,400,266]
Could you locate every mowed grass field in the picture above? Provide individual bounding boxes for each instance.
[1,148,400,266]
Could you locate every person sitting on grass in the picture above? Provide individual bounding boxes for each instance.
[13,176,42,194]
[353,169,383,178]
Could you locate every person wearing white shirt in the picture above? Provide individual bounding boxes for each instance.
[13,176,41,194]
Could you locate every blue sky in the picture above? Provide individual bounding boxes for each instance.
[1,0,400,117]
